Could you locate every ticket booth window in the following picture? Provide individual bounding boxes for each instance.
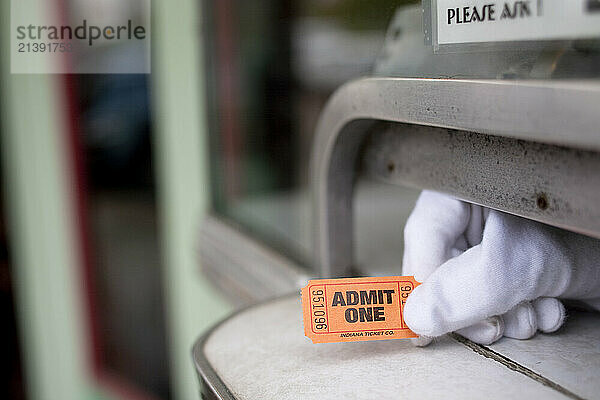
[202,0,414,268]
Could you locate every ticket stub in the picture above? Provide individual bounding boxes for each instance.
[301,276,420,344]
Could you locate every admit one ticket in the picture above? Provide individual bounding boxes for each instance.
[301,276,420,344]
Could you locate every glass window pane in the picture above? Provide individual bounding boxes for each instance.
[204,0,418,267]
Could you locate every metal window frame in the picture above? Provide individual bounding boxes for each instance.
[312,77,600,277]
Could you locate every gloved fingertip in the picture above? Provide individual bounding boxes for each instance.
[533,297,566,333]
[403,286,440,337]
[455,316,505,345]
[410,336,433,347]
[504,302,537,340]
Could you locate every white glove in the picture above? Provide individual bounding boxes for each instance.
[402,190,600,346]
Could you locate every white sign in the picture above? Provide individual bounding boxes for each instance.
[436,0,600,45]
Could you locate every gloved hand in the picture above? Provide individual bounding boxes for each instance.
[402,190,600,346]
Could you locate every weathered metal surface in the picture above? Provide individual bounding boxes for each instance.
[489,310,600,400]
[364,122,600,239]
[196,296,570,400]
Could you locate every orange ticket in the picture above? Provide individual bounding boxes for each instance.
[301,276,420,343]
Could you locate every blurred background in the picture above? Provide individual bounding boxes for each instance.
[2,0,600,399]
[0,0,410,399]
